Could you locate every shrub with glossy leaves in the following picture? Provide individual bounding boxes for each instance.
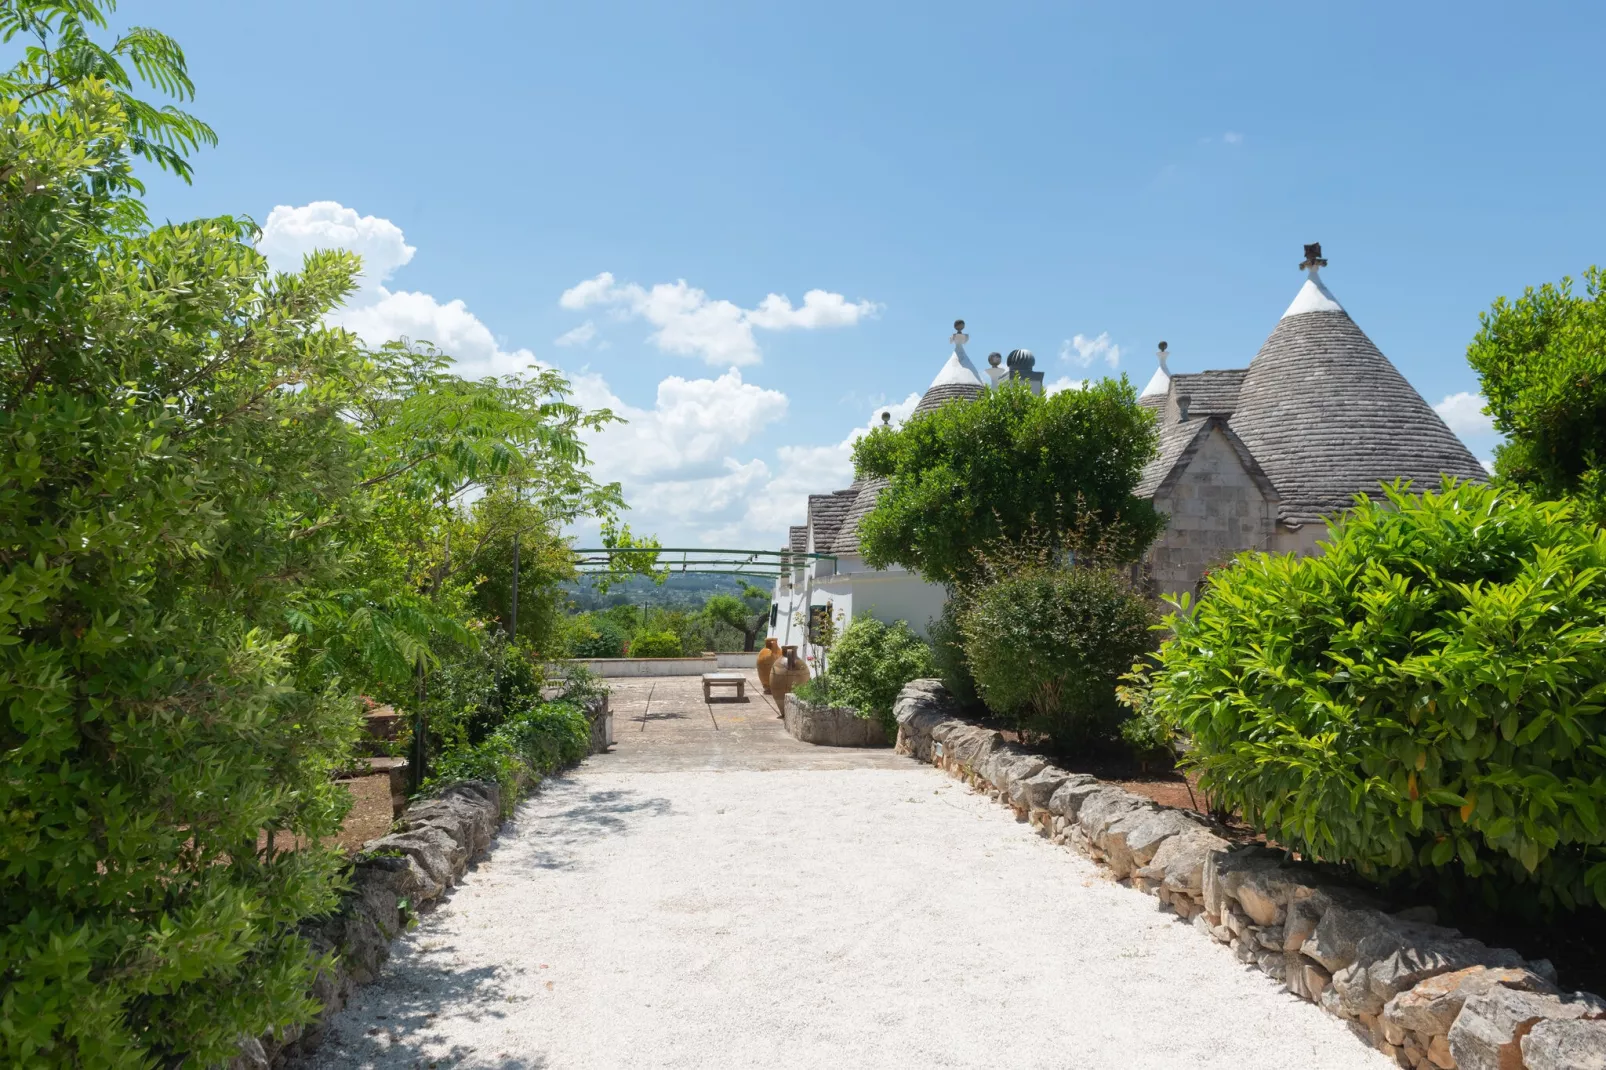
[1150,480,1606,909]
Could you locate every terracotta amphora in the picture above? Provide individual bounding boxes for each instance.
[768,644,811,709]
[756,637,781,693]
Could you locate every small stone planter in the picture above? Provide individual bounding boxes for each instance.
[783,693,888,747]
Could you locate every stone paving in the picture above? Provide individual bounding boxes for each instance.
[305,672,1392,1070]
[601,668,907,772]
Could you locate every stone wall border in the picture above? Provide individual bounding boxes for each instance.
[892,679,1606,1070]
[783,693,889,747]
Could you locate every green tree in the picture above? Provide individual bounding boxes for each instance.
[1468,266,1606,524]
[0,8,366,1061]
[702,582,771,651]
[851,380,1162,587]
[0,5,640,1063]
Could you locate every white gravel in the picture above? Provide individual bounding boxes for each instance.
[309,767,1393,1070]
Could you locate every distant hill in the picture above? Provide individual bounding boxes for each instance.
[560,573,762,613]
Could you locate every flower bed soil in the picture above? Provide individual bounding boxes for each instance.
[255,774,398,858]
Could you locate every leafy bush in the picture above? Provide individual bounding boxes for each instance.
[567,614,629,658]
[629,630,683,658]
[792,673,834,706]
[1149,480,1606,909]
[928,598,983,710]
[820,616,936,736]
[501,701,592,773]
[959,567,1159,747]
[426,701,593,816]
[0,18,367,1063]
[425,736,524,808]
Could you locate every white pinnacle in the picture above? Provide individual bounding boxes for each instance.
[1281,266,1345,319]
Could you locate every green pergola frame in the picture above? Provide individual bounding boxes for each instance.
[570,546,834,581]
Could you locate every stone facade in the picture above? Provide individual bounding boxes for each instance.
[1144,418,1279,600]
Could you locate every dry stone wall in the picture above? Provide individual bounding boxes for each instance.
[783,693,888,747]
[893,679,1606,1070]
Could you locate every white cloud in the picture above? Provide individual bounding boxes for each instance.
[554,321,597,348]
[569,367,788,484]
[738,393,920,538]
[1060,332,1122,370]
[1045,376,1086,395]
[1434,391,1495,436]
[558,270,879,366]
[258,201,535,379]
[1223,131,1244,145]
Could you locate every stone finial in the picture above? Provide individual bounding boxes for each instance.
[1299,243,1328,272]
[950,319,969,346]
[880,411,891,426]
[1177,394,1192,422]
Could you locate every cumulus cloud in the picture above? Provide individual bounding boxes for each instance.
[257,201,536,379]
[1045,376,1086,395]
[559,270,880,366]
[738,392,921,538]
[1434,391,1495,436]
[1223,131,1244,145]
[1060,332,1122,370]
[554,321,597,348]
[568,367,788,484]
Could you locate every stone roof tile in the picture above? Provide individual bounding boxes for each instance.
[1228,307,1487,523]
[830,477,889,556]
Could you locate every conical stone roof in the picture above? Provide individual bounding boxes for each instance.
[1227,269,1486,524]
[913,341,985,416]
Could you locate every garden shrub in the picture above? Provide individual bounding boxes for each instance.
[928,598,982,710]
[819,616,936,736]
[425,699,594,816]
[1149,480,1606,910]
[566,614,629,658]
[629,630,683,658]
[959,567,1159,747]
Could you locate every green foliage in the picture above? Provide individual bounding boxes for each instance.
[500,701,592,772]
[792,673,833,705]
[629,630,683,658]
[0,6,639,1064]
[425,735,522,809]
[928,598,982,710]
[701,583,771,652]
[565,613,629,658]
[423,700,592,818]
[1468,266,1606,524]
[818,616,936,736]
[1116,666,1176,765]
[851,379,1162,587]
[0,11,358,1064]
[959,567,1159,747]
[1149,479,1606,910]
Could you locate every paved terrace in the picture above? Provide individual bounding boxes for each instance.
[307,669,1390,1070]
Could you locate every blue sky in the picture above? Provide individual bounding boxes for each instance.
[124,0,1606,547]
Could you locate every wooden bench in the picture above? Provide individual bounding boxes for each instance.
[702,672,746,702]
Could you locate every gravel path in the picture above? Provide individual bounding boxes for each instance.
[308,760,1392,1069]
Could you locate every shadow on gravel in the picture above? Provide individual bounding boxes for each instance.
[505,783,673,871]
[305,957,554,1070]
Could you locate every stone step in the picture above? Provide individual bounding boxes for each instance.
[363,705,402,741]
